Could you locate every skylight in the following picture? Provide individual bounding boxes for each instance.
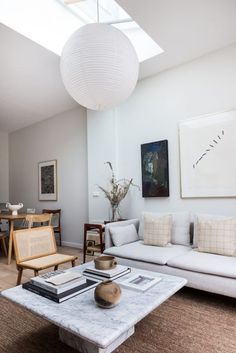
[0,0,163,62]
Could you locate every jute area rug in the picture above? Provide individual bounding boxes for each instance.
[0,288,235,353]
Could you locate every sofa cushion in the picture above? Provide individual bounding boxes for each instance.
[193,213,234,247]
[139,212,191,246]
[167,250,236,279]
[109,224,139,247]
[143,214,172,246]
[104,241,191,265]
[197,218,236,256]
[105,219,140,249]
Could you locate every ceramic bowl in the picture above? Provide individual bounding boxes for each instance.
[94,256,117,270]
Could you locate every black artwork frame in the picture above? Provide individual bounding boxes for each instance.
[141,140,169,197]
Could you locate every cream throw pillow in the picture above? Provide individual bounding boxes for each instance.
[143,214,172,246]
[109,224,139,247]
[197,218,236,256]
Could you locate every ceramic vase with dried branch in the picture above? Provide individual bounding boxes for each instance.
[98,162,139,222]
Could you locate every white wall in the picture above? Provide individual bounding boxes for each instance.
[87,43,236,220]
[9,107,88,246]
[0,130,9,201]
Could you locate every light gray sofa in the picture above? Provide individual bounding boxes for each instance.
[104,219,236,298]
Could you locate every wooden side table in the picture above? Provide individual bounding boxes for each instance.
[83,223,105,263]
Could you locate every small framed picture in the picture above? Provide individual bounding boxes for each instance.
[39,160,57,201]
[121,274,162,292]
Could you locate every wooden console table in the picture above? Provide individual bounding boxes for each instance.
[83,223,105,263]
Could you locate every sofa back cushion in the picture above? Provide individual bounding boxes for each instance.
[109,224,139,247]
[143,214,172,246]
[196,217,236,256]
[105,219,139,249]
[193,213,234,247]
[139,212,191,246]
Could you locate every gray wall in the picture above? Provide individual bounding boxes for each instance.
[0,130,9,202]
[9,107,88,247]
[87,43,236,221]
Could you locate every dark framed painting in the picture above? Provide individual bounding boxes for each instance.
[38,160,57,201]
[141,140,169,197]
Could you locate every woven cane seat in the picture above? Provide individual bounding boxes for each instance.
[20,253,77,270]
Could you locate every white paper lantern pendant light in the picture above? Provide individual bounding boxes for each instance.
[60,0,139,111]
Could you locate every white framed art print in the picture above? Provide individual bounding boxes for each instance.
[179,109,236,198]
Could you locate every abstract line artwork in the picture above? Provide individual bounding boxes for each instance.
[193,130,224,169]
[179,109,236,198]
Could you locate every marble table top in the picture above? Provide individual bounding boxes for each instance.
[1,264,187,349]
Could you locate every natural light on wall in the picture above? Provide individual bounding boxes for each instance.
[0,0,163,62]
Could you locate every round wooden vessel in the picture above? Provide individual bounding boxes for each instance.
[94,280,121,308]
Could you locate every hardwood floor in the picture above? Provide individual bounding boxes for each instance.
[0,246,85,291]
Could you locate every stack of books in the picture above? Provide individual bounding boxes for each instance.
[23,269,98,303]
[83,264,131,281]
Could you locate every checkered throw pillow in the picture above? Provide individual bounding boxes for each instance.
[197,218,236,256]
[143,214,172,246]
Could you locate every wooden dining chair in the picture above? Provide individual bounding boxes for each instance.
[0,232,8,257]
[13,226,78,285]
[42,209,62,246]
[26,214,52,229]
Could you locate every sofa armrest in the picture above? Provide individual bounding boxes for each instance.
[105,219,140,249]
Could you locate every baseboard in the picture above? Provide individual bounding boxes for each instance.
[61,241,83,249]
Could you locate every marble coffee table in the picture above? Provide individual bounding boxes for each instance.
[1,264,187,353]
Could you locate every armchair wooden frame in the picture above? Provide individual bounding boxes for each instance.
[13,226,77,285]
[43,209,62,246]
[0,232,7,257]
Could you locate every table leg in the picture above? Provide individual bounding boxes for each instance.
[7,220,14,265]
[59,326,134,353]
[83,225,87,264]
[99,227,104,254]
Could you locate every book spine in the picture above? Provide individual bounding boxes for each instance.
[31,279,87,294]
[23,284,59,303]
[83,267,131,278]
[23,279,99,303]
[84,268,131,281]
[30,281,58,294]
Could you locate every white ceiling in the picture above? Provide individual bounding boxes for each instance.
[1,0,236,132]
[0,23,78,132]
[117,0,236,79]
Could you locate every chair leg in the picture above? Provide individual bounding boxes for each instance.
[1,238,7,257]
[34,270,39,277]
[17,267,23,285]
[54,265,58,271]
[71,260,75,267]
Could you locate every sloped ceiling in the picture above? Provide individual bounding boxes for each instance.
[117,0,236,78]
[1,0,236,131]
[0,24,78,132]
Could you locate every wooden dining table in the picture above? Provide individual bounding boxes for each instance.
[0,213,39,265]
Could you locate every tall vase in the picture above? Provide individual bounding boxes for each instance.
[110,204,120,222]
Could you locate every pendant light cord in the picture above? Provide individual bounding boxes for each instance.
[97,0,100,23]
